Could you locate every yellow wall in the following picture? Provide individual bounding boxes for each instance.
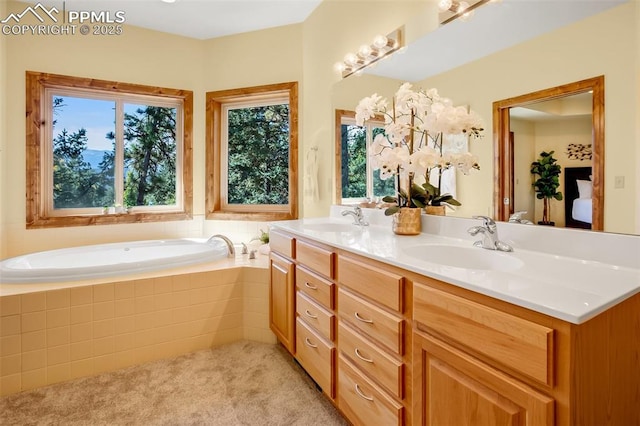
[418,3,638,233]
[0,0,6,258]
[510,118,535,223]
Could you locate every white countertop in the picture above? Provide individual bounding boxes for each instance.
[272,213,640,325]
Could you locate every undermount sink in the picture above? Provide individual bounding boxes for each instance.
[300,222,365,233]
[402,244,524,271]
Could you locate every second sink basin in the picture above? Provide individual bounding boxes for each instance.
[402,244,524,271]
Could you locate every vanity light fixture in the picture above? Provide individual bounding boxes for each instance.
[439,0,492,25]
[334,27,405,79]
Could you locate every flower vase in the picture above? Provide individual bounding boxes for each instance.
[392,208,421,235]
[425,205,446,216]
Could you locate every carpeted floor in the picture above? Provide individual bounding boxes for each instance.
[0,341,347,425]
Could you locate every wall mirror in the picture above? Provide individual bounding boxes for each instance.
[331,0,636,235]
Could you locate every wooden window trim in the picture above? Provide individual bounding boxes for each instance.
[205,82,298,221]
[25,71,193,229]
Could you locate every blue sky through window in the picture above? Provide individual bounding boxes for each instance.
[52,96,115,151]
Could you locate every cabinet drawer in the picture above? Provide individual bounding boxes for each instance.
[338,355,403,426]
[339,289,403,355]
[338,256,403,312]
[296,266,334,309]
[296,317,335,398]
[413,283,555,386]
[269,230,295,259]
[296,291,335,341]
[339,322,403,399]
[297,240,334,278]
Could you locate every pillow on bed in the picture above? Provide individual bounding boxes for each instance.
[576,179,592,199]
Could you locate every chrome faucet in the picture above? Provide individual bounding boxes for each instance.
[468,216,513,252]
[341,206,369,226]
[508,211,533,225]
[207,234,236,257]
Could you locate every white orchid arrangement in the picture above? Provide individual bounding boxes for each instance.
[355,83,484,215]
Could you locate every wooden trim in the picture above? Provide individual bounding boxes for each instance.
[335,109,355,205]
[25,71,193,229]
[205,82,299,221]
[493,76,604,230]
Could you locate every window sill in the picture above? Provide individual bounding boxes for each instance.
[26,211,193,229]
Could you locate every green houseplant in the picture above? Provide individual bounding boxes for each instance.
[530,150,563,225]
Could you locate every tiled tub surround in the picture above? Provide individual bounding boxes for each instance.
[0,258,272,396]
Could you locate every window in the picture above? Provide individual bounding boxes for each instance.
[26,71,193,228]
[206,82,298,220]
[335,110,395,205]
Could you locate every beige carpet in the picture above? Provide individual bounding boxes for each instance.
[0,341,347,425]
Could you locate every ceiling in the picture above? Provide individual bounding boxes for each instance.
[24,0,323,40]
[366,0,628,82]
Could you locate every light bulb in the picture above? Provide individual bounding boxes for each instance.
[358,44,372,57]
[437,0,453,11]
[372,35,388,49]
[333,62,346,73]
[456,1,469,13]
[344,53,358,65]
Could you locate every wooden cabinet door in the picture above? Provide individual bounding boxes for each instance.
[413,330,554,426]
[270,253,295,354]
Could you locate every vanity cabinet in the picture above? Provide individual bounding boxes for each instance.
[269,228,640,426]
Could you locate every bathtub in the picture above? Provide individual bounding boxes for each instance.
[0,238,230,283]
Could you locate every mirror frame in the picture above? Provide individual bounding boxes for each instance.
[493,75,605,231]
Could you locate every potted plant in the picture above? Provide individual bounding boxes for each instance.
[355,83,483,234]
[530,150,563,226]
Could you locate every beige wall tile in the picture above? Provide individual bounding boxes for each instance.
[21,311,46,333]
[46,289,70,310]
[70,287,92,306]
[134,312,157,331]
[47,363,70,385]
[70,305,92,324]
[114,299,135,317]
[114,282,134,300]
[133,346,163,365]
[152,341,182,360]
[113,316,134,335]
[190,302,215,321]
[134,279,154,297]
[153,293,173,311]
[70,323,92,343]
[21,330,45,352]
[135,296,154,314]
[70,341,92,361]
[0,354,21,377]
[93,353,117,374]
[0,296,21,317]
[0,315,21,337]
[21,368,46,391]
[133,329,156,348]
[154,326,175,344]
[21,293,46,313]
[0,374,21,396]
[93,319,114,339]
[93,301,114,321]
[46,308,70,329]
[47,326,70,347]
[47,345,70,366]
[171,275,190,292]
[188,288,207,305]
[189,272,210,289]
[93,337,114,357]
[113,333,134,352]
[70,358,93,380]
[244,282,269,299]
[154,277,172,294]
[172,306,191,324]
[113,350,135,371]
[21,349,46,371]
[171,291,190,308]
[245,312,268,329]
[242,268,269,283]
[93,284,114,302]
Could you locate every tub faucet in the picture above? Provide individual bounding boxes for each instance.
[341,206,369,226]
[468,216,513,252]
[508,211,533,225]
[207,234,235,257]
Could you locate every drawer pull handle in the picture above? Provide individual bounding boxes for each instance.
[354,312,373,324]
[304,309,318,319]
[355,384,374,402]
[304,282,318,290]
[355,348,373,363]
[304,337,318,348]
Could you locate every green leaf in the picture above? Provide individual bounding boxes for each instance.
[382,195,397,203]
[384,206,399,216]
